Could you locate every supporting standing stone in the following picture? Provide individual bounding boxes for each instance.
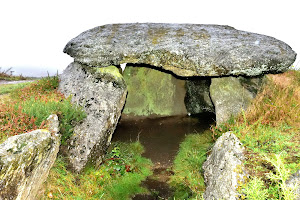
[59,62,127,172]
[185,79,214,114]
[210,76,263,125]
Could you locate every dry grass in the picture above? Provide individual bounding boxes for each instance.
[211,70,300,199]
[237,70,300,130]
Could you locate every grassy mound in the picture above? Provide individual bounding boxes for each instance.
[43,141,152,200]
[170,70,299,199]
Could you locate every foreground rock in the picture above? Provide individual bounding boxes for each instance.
[203,132,247,200]
[64,23,296,77]
[0,115,60,200]
[210,76,264,124]
[286,170,300,200]
[59,62,127,172]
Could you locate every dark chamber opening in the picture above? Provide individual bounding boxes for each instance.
[112,112,215,167]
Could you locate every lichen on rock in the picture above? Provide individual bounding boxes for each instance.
[0,114,60,200]
[58,62,127,172]
[202,131,248,200]
[122,66,187,117]
[63,23,296,77]
[210,76,264,125]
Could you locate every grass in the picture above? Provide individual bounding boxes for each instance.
[169,70,299,199]
[169,131,213,199]
[0,72,153,200]
[0,82,31,95]
[1,68,299,199]
[210,70,300,199]
[0,75,86,144]
[42,141,153,200]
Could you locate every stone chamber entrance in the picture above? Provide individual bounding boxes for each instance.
[58,22,296,200]
[111,64,216,199]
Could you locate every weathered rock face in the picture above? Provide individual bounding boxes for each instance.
[202,132,247,200]
[58,62,127,172]
[210,76,264,124]
[286,170,300,200]
[122,66,187,117]
[64,23,296,77]
[185,79,214,114]
[0,115,60,200]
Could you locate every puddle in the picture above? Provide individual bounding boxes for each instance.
[112,113,215,199]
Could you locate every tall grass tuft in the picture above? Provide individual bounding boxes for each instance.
[169,131,213,199]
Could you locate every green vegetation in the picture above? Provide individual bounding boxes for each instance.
[0,75,85,144]
[169,70,299,199]
[1,67,299,199]
[169,131,213,199]
[0,82,31,95]
[243,177,268,200]
[211,70,300,199]
[0,73,153,199]
[43,141,153,200]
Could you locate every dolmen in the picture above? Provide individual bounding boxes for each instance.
[59,23,296,172]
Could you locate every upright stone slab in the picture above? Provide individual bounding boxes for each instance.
[202,132,247,200]
[122,66,187,117]
[210,76,263,125]
[64,23,296,77]
[59,62,127,172]
[185,79,214,114]
[0,115,60,200]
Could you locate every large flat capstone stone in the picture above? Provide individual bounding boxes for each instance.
[64,23,296,77]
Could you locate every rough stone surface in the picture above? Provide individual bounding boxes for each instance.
[64,23,296,77]
[286,170,300,200]
[210,76,263,124]
[202,132,247,200]
[58,62,127,172]
[185,78,214,114]
[122,66,187,117]
[0,115,60,200]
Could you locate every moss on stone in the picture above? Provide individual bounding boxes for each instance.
[122,66,187,116]
[96,65,123,80]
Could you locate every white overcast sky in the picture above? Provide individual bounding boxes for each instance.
[0,0,299,76]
